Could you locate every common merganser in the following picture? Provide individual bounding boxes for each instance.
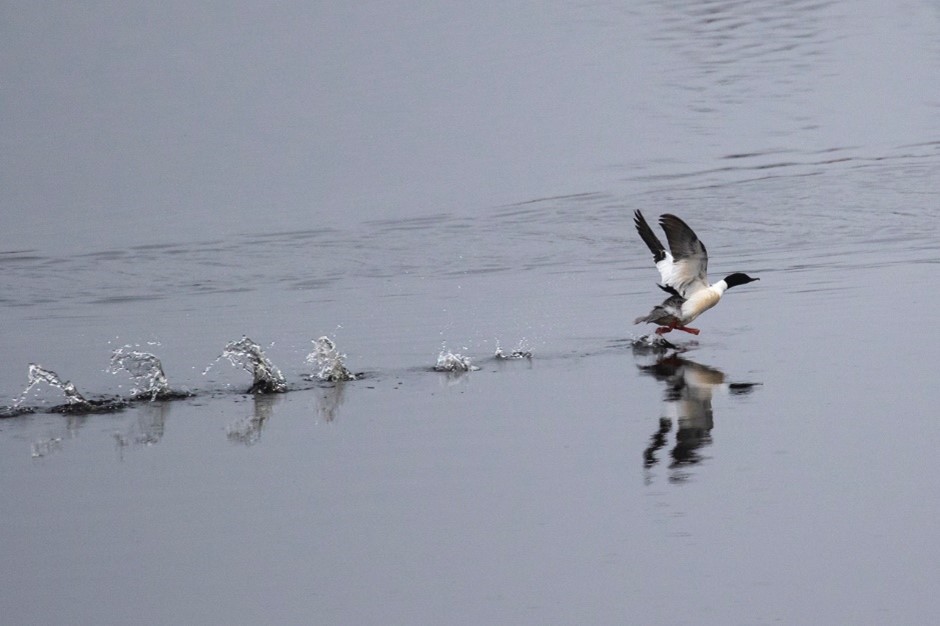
[633,210,759,335]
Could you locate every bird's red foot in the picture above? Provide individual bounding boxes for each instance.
[677,326,700,335]
[654,326,673,335]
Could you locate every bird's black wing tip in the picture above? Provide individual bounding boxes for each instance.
[657,283,682,297]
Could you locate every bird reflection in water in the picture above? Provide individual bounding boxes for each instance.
[636,348,759,483]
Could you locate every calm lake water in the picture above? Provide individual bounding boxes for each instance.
[2,1,939,623]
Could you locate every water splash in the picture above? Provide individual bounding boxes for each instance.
[12,364,125,414]
[631,334,683,355]
[305,336,358,382]
[15,364,92,409]
[206,337,287,394]
[494,338,533,360]
[434,345,478,372]
[108,347,171,400]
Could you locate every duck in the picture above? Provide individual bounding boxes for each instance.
[633,210,759,335]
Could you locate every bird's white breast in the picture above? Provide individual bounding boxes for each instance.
[680,282,726,323]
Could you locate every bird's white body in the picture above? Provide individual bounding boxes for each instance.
[679,279,727,324]
[633,210,758,334]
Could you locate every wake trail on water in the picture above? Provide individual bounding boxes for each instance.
[10,364,126,415]
[2,333,537,417]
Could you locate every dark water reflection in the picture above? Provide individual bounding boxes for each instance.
[638,350,759,483]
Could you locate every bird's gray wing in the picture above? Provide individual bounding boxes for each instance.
[658,213,709,296]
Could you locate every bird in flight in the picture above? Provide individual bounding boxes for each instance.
[633,210,759,335]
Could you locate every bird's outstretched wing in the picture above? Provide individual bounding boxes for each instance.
[634,210,708,298]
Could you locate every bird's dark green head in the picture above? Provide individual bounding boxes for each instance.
[724,273,759,289]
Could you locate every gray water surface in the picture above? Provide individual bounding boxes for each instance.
[2,1,940,624]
